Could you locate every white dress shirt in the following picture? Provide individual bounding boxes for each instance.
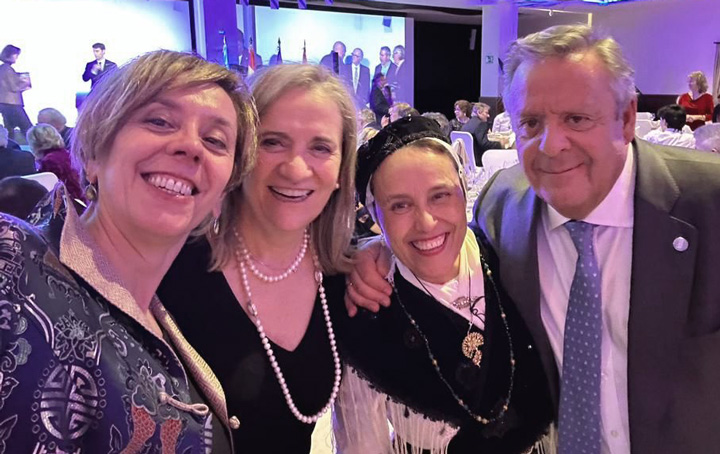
[538,143,635,454]
[352,63,360,92]
[642,128,696,149]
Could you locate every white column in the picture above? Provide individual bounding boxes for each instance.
[480,0,518,97]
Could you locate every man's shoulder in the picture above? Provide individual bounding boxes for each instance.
[638,139,720,193]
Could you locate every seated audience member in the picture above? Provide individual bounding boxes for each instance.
[358,107,379,131]
[26,124,84,200]
[358,125,380,148]
[462,102,503,162]
[450,100,472,131]
[0,176,47,219]
[422,111,452,136]
[492,99,513,133]
[642,104,696,148]
[37,107,73,148]
[0,124,35,179]
[694,123,720,153]
[388,102,419,122]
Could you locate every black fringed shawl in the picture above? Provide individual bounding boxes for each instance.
[335,231,554,453]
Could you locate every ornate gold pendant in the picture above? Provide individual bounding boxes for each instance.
[462,332,485,367]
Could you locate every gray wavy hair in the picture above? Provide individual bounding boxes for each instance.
[503,24,636,116]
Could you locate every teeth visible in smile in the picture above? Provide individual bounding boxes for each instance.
[271,187,312,198]
[147,174,194,196]
[412,234,446,251]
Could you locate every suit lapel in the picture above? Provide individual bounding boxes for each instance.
[496,179,560,407]
[627,140,696,452]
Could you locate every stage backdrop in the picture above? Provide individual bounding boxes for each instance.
[238,5,411,105]
[0,0,191,126]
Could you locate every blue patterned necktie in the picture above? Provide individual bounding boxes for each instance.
[559,221,602,454]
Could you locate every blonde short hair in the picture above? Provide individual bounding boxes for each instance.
[26,124,65,157]
[73,50,257,230]
[688,71,709,94]
[504,24,636,115]
[208,64,357,274]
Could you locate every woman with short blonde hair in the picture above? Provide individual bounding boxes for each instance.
[0,50,255,453]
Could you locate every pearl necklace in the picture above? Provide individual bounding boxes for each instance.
[234,228,309,283]
[233,232,342,424]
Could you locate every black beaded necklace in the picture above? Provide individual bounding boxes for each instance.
[389,254,515,425]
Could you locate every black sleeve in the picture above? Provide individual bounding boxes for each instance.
[81,62,94,82]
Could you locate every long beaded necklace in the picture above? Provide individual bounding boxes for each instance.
[233,228,342,424]
[391,254,515,425]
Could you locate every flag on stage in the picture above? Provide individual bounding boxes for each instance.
[302,40,308,64]
[248,38,257,76]
[276,38,283,65]
[221,31,229,69]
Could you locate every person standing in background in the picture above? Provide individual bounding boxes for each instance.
[82,42,117,89]
[347,48,370,108]
[0,44,32,139]
[374,46,397,80]
[676,71,714,131]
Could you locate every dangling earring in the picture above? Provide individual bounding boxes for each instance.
[85,182,98,201]
[335,182,340,190]
[212,216,221,235]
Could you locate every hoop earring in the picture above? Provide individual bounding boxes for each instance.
[212,216,221,235]
[85,183,98,202]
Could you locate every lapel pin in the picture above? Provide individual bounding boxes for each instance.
[672,236,689,252]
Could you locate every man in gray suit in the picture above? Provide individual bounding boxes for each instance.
[348,24,720,454]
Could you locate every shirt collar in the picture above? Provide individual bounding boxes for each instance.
[59,193,163,336]
[544,142,635,230]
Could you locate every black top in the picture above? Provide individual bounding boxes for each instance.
[334,231,554,453]
[158,238,345,453]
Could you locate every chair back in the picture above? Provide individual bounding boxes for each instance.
[481,149,519,179]
[22,172,59,191]
[450,131,476,174]
[635,119,655,138]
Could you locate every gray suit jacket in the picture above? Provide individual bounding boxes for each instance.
[471,139,720,453]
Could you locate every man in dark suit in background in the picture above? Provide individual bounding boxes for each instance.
[82,43,117,89]
[390,45,409,103]
[347,48,371,108]
[462,102,504,162]
[320,41,347,75]
[0,125,35,179]
[348,23,720,454]
[374,46,397,81]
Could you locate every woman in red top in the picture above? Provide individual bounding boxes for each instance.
[677,71,714,131]
[26,123,85,201]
